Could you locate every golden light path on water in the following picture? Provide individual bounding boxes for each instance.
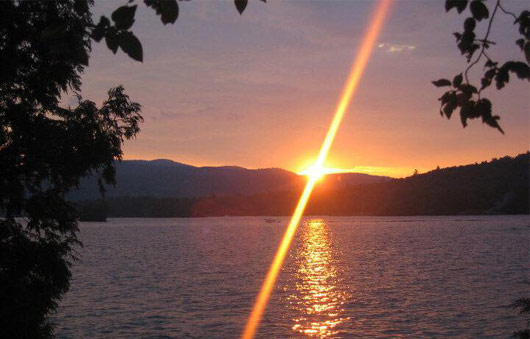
[242,1,392,337]
[290,219,350,337]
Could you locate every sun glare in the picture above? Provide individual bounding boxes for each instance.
[242,1,392,338]
[301,165,327,181]
[299,165,373,179]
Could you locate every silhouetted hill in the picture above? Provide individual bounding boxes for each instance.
[76,152,529,217]
[305,152,530,216]
[69,159,391,200]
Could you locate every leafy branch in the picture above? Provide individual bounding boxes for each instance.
[433,0,530,134]
[90,0,266,62]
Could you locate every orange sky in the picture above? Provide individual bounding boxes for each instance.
[80,1,529,178]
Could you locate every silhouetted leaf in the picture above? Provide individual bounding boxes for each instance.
[432,79,452,87]
[470,0,489,21]
[456,91,471,105]
[118,32,143,62]
[458,31,475,54]
[459,83,477,94]
[235,0,247,15]
[477,98,504,133]
[484,115,504,134]
[439,91,452,105]
[480,78,489,90]
[453,32,462,41]
[466,43,480,61]
[442,92,458,118]
[111,5,137,30]
[460,100,476,127]
[460,112,467,127]
[475,98,491,117]
[453,73,463,87]
[159,0,179,24]
[144,0,179,25]
[515,10,530,36]
[517,39,530,64]
[464,17,476,32]
[481,68,496,89]
[485,59,497,68]
[445,0,468,14]
[516,38,525,50]
[144,1,156,10]
[92,16,110,42]
[495,67,510,89]
[105,29,119,54]
[506,61,530,79]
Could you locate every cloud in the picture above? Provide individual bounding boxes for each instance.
[378,43,416,53]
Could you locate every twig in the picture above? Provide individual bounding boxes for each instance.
[482,50,494,64]
[498,3,518,21]
[464,0,500,84]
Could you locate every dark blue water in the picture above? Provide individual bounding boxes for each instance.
[54,216,529,338]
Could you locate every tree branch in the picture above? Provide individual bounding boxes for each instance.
[498,2,517,21]
[464,0,500,84]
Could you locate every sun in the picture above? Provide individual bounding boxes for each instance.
[299,164,358,181]
[300,164,327,181]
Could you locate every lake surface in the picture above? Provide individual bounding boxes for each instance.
[54,216,529,338]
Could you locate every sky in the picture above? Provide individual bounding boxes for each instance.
[79,0,529,177]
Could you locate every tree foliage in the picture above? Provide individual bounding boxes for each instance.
[0,1,137,338]
[0,0,260,336]
[433,0,530,133]
[91,0,266,62]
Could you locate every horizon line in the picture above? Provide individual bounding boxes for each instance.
[121,149,529,179]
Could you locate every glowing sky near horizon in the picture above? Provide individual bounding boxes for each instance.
[80,1,529,178]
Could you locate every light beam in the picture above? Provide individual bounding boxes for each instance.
[242,1,392,338]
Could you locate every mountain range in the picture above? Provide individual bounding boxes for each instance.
[69,159,391,200]
[76,152,529,218]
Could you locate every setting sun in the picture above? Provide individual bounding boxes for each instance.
[298,165,363,180]
[299,165,327,181]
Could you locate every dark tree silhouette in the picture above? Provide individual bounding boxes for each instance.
[0,0,260,336]
[433,0,530,133]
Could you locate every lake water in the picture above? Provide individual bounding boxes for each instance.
[54,216,529,338]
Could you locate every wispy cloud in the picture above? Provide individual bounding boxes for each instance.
[378,43,416,53]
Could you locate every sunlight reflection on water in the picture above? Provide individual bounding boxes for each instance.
[54,216,529,338]
[289,219,350,337]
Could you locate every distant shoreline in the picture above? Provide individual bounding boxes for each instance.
[76,153,530,220]
[79,213,529,220]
